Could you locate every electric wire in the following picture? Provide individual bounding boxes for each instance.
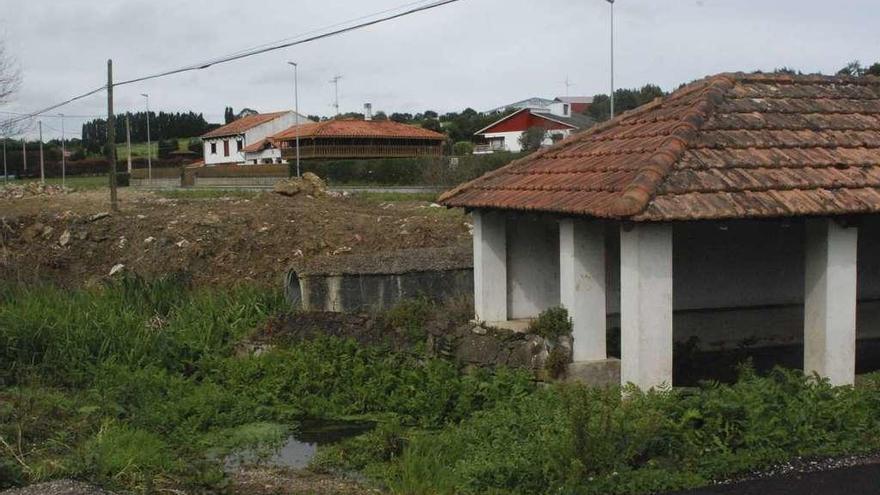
[1,0,462,130]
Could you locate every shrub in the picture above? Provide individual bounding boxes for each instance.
[527,306,572,340]
[452,141,475,156]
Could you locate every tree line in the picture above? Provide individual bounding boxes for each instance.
[80,111,214,153]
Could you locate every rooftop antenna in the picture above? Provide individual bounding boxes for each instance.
[563,75,575,97]
[330,75,343,116]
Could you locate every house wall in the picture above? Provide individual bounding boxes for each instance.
[203,112,301,166]
[506,215,560,319]
[498,214,880,350]
[603,218,880,349]
[244,148,283,165]
[482,129,575,153]
[203,136,246,165]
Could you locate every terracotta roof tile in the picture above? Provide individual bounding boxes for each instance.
[201,111,291,139]
[440,72,880,221]
[272,119,446,141]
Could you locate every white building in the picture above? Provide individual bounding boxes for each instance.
[474,105,593,154]
[200,111,305,166]
[441,72,880,390]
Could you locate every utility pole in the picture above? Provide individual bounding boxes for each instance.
[606,0,615,119]
[141,94,152,184]
[21,138,26,175]
[60,114,66,187]
[330,75,342,116]
[288,61,301,177]
[2,136,7,183]
[107,59,118,211]
[38,120,45,184]
[564,76,573,97]
[126,113,132,173]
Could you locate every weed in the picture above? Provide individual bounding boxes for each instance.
[528,306,572,340]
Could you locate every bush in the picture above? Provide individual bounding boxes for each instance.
[188,138,202,155]
[527,306,572,340]
[452,141,475,156]
[385,368,880,494]
[157,139,178,159]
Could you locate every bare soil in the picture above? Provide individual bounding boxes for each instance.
[0,189,471,287]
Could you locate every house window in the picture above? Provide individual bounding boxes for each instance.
[236,138,243,151]
[210,142,217,154]
[223,140,230,157]
[563,104,570,116]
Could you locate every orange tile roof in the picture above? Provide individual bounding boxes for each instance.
[201,111,291,139]
[440,72,880,221]
[272,118,446,141]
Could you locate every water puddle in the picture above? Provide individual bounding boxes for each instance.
[225,419,374,470]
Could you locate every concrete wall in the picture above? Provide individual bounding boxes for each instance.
[506,215,560,319]
[287,268,473,312]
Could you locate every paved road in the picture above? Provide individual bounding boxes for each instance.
[669,464,880,495]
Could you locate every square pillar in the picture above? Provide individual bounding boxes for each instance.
[560,218,606,361]
[805,218,858,386]
[473,210,507,323]
[620,223,673,389]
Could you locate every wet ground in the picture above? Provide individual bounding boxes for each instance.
[226,419,375,470]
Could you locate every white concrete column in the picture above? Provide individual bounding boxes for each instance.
[804,218,858,386]
[620,223,673,389]
[560,218,606,361]
[473,210,507,323]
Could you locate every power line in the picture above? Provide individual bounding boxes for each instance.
[114,0,460,87]
[1,0,462,128]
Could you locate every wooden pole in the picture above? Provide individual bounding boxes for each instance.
[126,114,132,173]
[38,120,45,184]
[21,138,26,174]
[107,59,118,211]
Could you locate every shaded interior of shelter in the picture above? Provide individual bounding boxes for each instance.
[502,214,880,387]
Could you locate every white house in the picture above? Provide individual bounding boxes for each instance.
[200,111,306,166]
[441,72,880,390]
[474,106,593,154]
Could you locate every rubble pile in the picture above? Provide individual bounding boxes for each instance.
[273,172,327,197]
[0,182,70,199]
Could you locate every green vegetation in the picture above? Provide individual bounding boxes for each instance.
[528,306,572,340]
[318,368,880,495]
[4,280,880,494]
[8,175,109,190]
[0,278,532,492]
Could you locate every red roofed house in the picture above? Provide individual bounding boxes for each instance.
[201,111,306,166]
[247,115,446,163]
[475,105,593,154]
[441,72,880,389]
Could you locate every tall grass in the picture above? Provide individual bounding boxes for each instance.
[0,275,281,387]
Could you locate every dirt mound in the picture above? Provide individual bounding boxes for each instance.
[0,189,470,287]
[274,173,327,197]
[0,182,70,199]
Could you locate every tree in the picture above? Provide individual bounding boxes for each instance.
[587,84,666,122]
[422,119,442,133]
[0,39,22,137]
[519,126,547,152]
[373,111,389,121]
[838,60,865,77]
[224,107,235,124]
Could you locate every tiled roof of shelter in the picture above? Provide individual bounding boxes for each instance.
[441,73,880,221]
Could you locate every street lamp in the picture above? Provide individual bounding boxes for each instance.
[606,0,615,120]
[287,62,301,178]
[141,93,152,183]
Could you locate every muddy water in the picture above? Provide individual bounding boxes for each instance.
[226,419,374,470]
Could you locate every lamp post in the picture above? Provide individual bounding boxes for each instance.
[141,93,152,183]
[606,0,615,120]
[288,62,301,178]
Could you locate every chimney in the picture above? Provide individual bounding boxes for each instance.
[364,103,373,121]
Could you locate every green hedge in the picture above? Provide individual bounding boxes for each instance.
[301,153,524,187]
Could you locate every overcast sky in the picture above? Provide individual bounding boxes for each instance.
[2,0,880,139]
